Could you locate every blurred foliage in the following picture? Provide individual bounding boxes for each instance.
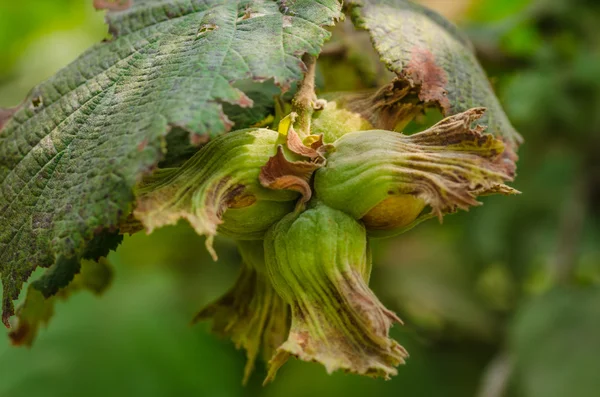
[0,0,106,107]
[1,0,599,396]
[511,287,600,397]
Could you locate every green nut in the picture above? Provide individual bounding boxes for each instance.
[134,128,298,254]
[263,203,407,382]
[315,109,518,236]
[132,108,518,384]
[311,100,373,143]
[194,240,289,385]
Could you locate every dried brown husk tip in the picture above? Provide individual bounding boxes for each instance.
[315,108,519,237]
[194,240,289,384]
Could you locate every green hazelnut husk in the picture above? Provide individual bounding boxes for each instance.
[362,195,427,231]
[311,100,373,143]
[263,203,407,383]
[314,108,518,237]
[134,128,298,254]
[194,240,289,384]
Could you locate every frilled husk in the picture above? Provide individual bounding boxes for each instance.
[314,108,518,236]
[194,240,289,384]
[263,203,407,383]
[134,128,298,254]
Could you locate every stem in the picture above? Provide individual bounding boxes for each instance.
[291,55,319,138]
[271,94,286,130]
[476,352,513,397]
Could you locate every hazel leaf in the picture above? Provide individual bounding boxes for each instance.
[0,107,19,131]
[347,0,522,147]
[0,0,342,322]
[160,80,285,168]
[8,258,114,347]
[94,0,133,11]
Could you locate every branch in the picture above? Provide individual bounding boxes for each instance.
[291,55,324,138]
[476,352,513,397]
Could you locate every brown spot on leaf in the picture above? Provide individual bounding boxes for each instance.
[282,16,293,28]
[0,106,19,131]
[219,112,235,132]
[31,96,43,109]
[32,213,53,230]
[259,146,320,203]
[500,138,519,179]
[197,23,218,37]
[237,92,254,108]
[403,47,451,114]
[191,133,210,146]
[137,139,148,152]
[187,109,233,146]
[239,6,265,21]
[93,0,132,11]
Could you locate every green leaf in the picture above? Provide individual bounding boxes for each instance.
[347,0,522,147]
[160,80,284,168]
[8,258,113,347]
[0,0,341,324]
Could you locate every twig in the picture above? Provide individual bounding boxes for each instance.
[291,55,321,138]
[476,352,513,397]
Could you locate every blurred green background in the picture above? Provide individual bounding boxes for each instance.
[1,0,599,396]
